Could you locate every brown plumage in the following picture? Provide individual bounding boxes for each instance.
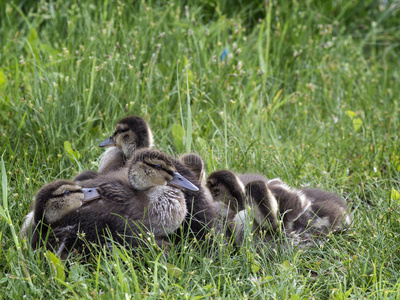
[206,170,247,212]
[30,150,200,257]
[79,115,221,243]
[97,115,154,173]
[206,170,280,245]
[291,188,351,236]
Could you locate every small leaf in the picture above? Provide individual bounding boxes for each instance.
[352,118,362,131]
[64,141,81,161]
[345,110,362,131]
[166,263,182,278]
[345,287,353,298]
[345,110,355,118]
[272,89,283,103]
[0,69,6,90]
[279,260,291,273]
[247,251,260,273]
[390,188,400,201]
[46,250,65,281]
[263,276,274,281]
[171,123,184,152]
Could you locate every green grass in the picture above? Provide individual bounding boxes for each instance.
[1,0,400,298]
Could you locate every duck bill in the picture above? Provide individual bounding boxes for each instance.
[99,136,116,147]
[168,172,199,192]
[81,188,100,203]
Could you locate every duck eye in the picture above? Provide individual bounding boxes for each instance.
[116,128,123,134]
[153,164,162,170]
[64,190,71,196]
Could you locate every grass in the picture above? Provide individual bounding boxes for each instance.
[1,0,400,298]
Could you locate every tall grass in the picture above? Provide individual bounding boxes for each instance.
[1,0,400,298]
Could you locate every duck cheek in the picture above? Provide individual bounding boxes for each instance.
[115,135,123,149]
[154,177,167,186]
[70,202,82,211]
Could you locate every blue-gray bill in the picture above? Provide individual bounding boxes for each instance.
[82,188,101,203]
[99,136,116,147]
[168,172,199,192]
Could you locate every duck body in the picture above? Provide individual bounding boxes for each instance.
[291,188,351,235]
[266,179,312,231]
[154,155,219,242]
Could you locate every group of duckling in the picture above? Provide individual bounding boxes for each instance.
[21,116,351,258]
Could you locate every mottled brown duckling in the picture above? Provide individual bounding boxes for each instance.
[31,150,199,257]
[20,181,99,238]
[29,180,107,255]
[73,115,154,185]
[30,183,168,259]
[241,176,351,237]
[98,115,154,173]
[290,188,351,236]
[84,148,222,243]
[206,170,280,245]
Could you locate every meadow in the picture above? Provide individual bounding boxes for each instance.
[1,0,400,298]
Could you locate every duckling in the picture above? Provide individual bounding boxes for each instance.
[32,181,99,225]
[20,181,99,238]
[242,177,351,237]
[31,151,198,256]
[29,180,102,253]
[76,149,198,237]
[290,188,351,236]
[207,171,310,230]
[98,116,154,173]
[30,181,169,258]
[206,170,280,245]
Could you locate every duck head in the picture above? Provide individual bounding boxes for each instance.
[128,149,199,192]
[206,170,246,211]
[99,116,154,159]
[34,180,100,224]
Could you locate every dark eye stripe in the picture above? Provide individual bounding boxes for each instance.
[143,161,161,169]
[115,128,129,135]
[143,161,174,175]
[52,190,81,198]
